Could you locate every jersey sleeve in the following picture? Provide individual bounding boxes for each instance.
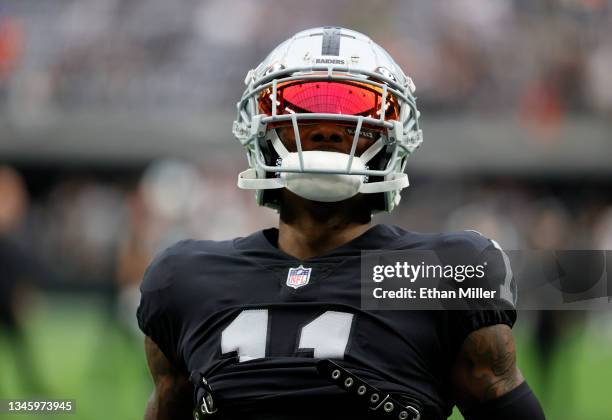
[137,241,191,371]
[444,232,517,351]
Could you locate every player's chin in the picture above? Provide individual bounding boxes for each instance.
[281,189,367,205]
[279,190,374,224]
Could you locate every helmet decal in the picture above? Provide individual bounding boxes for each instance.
[321,26,342,56]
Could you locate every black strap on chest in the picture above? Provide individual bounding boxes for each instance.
[316,359,422,420]
[190,362,441,420]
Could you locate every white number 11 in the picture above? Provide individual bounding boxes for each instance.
[221,310,354,362]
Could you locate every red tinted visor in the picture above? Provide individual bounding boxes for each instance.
[258,80,399,124]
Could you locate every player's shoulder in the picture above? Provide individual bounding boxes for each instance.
[432,229,498,254]
[140,237,235,292]
[386,224,498,254]
[160,237,235,258]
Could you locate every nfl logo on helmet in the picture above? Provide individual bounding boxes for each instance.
[286,266,312,289]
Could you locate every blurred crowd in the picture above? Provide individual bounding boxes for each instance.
[2,160,612,293]
[1,0,612,122]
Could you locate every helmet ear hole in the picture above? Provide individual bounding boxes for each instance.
[258,131,284,209]
[366,143,394,172]
[258,137,279,167]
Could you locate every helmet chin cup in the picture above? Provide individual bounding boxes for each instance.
[280,151,366,202]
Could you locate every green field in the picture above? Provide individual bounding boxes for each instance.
[1,295,611,420]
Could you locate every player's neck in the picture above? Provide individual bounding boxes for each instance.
[277,220,370,260]
[277,192,372,260]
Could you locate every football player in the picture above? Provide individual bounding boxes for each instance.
[137,27,545,419]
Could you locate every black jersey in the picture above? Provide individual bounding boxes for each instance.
[137,224,516,419]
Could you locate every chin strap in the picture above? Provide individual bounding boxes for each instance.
[237,168,408,194]
[271,133,290,159]
[358,138,385,164]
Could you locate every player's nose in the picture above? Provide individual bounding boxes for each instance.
[306,123,350,144]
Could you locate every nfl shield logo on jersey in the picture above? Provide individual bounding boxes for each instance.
[286,265,312,289]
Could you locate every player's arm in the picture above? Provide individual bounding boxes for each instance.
[144,336,193,420]
[451,324,545,419]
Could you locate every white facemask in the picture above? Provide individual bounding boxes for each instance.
[237,136,409,205]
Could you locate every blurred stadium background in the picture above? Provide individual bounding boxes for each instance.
[1,1,612,419]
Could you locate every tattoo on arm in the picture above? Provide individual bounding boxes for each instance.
[452,324,525,410]
[144,336,192,420]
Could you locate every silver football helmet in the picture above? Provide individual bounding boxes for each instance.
[232,27,422,212]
